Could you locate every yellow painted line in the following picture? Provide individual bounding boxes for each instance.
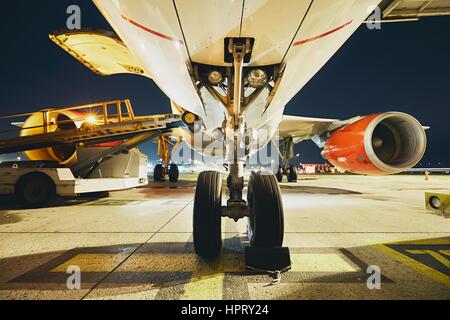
[86,288,159,300]
[179,254,244,300]
[290,254,357,273]
[51,253,245,273]
[387,238,450,245]
[115,254,200,273]
[51,253,129,273]
[181,274,225,300]
[440,250,450,257]
[52,252,363,274]
[374,244,450,288]
[53,252,233,300]
[54,253,359,274]
[406,250,450,268]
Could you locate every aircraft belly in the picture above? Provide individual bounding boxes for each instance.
[175,0,311,67]
[174,0,242,66]
[241,0,311,66]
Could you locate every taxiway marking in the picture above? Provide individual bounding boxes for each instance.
[181,274,225,300]
[405,250,450,268]
[51,253,358,274]
[375,237,450,288]
[291,253,357,273]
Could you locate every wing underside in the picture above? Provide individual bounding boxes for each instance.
[277,115,338,144]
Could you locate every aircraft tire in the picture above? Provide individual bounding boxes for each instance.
[169,164,179,182]
[275,168,283,183]
[193,171,223,260]
[154,164,165,182]
[288,165,298,183]
[247,171,284,248]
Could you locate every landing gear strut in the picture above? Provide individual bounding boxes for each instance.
[276,165,298,183]
[275,137,298,183]
[153,135,180,183]
[193,38,285,260]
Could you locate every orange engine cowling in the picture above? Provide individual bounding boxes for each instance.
[322,112,427,175]
[20,110,83,165]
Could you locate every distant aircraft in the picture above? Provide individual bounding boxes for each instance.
[46,0,448,259]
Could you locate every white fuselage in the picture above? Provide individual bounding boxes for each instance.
[93,0,380,155]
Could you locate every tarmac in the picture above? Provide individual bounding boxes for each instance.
[0,173,449,300]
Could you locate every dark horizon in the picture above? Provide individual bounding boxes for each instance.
[0,1,449,166]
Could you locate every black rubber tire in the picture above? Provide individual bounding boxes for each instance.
[154,164,165,182]
[288,165,298,183]
[15,173,56,209]
[169,164,179,183]
[193,171,223,260]
[275,168,283,183]
[247,171,284,248]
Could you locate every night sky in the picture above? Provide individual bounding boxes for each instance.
[0,1,449,166]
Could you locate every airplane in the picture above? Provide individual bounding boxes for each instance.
[40,0,449,260]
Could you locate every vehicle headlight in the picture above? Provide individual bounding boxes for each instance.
[208,71,224,86]
[247,69,268,88]
[429,196,442,209]
[86,115,97,124]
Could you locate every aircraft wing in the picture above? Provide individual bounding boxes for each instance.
[278,115,339,144]
[378,0,450,21]
[50,29,151,77]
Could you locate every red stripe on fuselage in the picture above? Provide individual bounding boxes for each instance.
[293,20,353,46]
[121,15,184,45]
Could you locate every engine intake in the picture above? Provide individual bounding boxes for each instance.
[322,112,427,175]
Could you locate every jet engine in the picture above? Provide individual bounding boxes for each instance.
[322,112,427,175]
[20,110,84,165]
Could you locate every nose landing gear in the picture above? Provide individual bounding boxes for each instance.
[192,38,285,261]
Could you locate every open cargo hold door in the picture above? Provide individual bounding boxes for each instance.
[379,0,450,21]
[50,29,151,77]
